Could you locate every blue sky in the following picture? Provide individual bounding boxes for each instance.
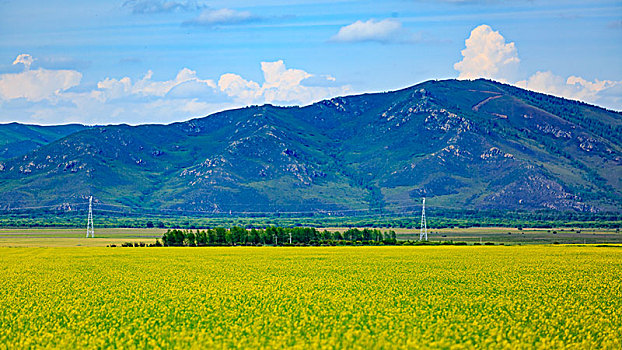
[0,0,621,125]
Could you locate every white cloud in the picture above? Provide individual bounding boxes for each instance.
[516,71,622,110]
[218,73,262,102]
[452,25,622,110]
[331,19,415,44]
[85,61,347,123]
[332,19,401,43]
[0,55,350,124]
[454,25,622,110]
[17,94,234,126]
[0,54,82,102]
[95,68,216,101]
[166,80,218,99]
[0,55,227,125]
[454,24,519,82]
[186,8,255,26]
[13,54,35,70]
[218,60,350,105]
[454,25,621,110]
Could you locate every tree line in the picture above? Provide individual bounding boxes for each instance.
[161,227,398,246]
[2,207,620,230]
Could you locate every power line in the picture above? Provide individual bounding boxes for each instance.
[1,198,436,218]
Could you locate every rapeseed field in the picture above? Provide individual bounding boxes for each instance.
[1,246,620,348]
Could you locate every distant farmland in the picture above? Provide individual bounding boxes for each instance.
[0,226,620,247]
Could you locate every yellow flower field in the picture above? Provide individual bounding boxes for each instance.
[1,246,621,348]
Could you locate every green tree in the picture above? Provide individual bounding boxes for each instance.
[250,228,260,244]
[196,230,207,246]
[208,229,216,245]
[173,229,185,246]
[266,227,278,245]
[231,226,246,245]
[184,231,196,246]
[215,227,227,244]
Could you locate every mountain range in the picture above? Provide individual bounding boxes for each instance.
[0,79,620,214]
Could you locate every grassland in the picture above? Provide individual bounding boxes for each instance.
[1,246,620,348]
[397,226,622,245]
[0,228,164,247]
[0,226,620,247]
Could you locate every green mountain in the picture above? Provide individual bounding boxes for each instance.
[0,79,620,213]
[0,123,88,161]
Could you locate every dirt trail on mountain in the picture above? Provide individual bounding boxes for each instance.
[472,95,502,111]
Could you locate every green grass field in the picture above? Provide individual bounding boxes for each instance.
[0,227,620,247]
[397,226,622,245]
[0,228,165,247]
[1,246,621,348]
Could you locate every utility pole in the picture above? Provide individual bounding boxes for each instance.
[419,198,428,241]
[86,196,94,238]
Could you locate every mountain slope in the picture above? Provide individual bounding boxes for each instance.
[0,79,620,213]
[0,123,88,160]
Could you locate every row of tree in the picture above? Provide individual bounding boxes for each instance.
[161,227,398,246]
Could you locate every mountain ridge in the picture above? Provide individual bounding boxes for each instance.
[1,79,620,214]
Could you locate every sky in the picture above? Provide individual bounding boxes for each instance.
[0,0,621,125]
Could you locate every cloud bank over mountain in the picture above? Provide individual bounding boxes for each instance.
[454,25,622,111]
[0,21,620,125]
[0,57,349,125]
[453,24,519,82]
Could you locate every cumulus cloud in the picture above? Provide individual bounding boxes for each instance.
[0,55,350,124]
[332,19,401,43]
[0,54,82,102]
[218,74,262,103]
[23,68,227,125]
[94,68,216,101]
[86,61,347,123]
[218,60,350,105]
[13,54,35,69]
[453,25,621,110]
[185,8,256,26]
[331,18,424,44]
[517,71,622,110]
[0,55,225,124]
[454,24,519,82]
[123,0,204,14]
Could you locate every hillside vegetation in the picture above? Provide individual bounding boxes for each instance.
[0,79,620,214]
[0,123,87,160]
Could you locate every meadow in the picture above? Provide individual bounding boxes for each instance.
[0,226,620,247]
[1,246,621,348]
[0,228,165,247]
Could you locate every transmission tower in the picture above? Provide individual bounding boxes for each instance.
[419,198,428,241]
[86,196,94,238]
